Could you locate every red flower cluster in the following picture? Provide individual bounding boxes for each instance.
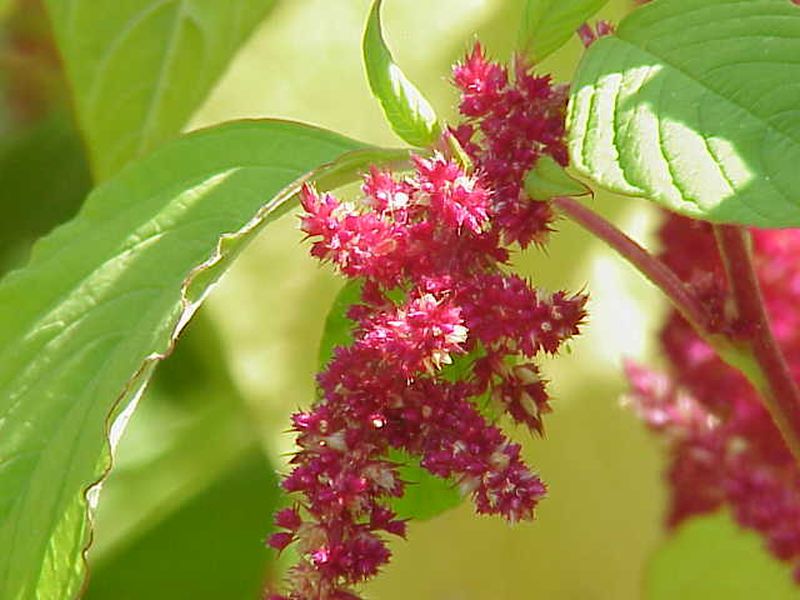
[626,214,800,581]
[268,45,587,600]
[451,43,569,248]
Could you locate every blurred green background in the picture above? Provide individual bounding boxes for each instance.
[2,0,796,598]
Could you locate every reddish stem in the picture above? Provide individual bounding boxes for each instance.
[554,195,800,462]
[552,197,712,334]
[714,224,800,463]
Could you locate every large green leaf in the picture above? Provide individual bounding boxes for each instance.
[568,0,800,227]
[0,119,407,600]
[519,0,609,61]
[363,0,440,147]
[44,0,277,179]
[646,513,796,599]
[84,312,279,598]
[317,281,463,521]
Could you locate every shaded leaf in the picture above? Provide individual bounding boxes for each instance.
[388,450,462,521]
[568,0,800,226]
[85,446,279,600]
[317,280,363,370]
[0,112,91,273]
[646,513,796,599]
[87,313,265,563]
[363,0,440,147]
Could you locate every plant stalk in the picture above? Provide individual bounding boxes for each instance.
[553,195,800,463]
[552,197,711,334]
[714,224,800,463]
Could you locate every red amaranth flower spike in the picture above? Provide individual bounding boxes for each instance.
[270,45,587,599]
[626,213,800,582]
[451,43,569,248]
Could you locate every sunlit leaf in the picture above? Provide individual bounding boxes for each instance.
[568,0,800,226]
[646,513,796,599]
[0,120,406,600]
[363,0,440,147]
[519,0,609,61]
[85,312,275,595]
[44,0,277,179]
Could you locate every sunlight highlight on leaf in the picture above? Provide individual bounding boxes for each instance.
[44,0,277,179]
[568,0,800,226]
[0,120,385,600]
[363,0,440,147]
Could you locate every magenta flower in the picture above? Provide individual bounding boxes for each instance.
[451,43,569,248]
[270,45,587,599]
[627,214,800,582]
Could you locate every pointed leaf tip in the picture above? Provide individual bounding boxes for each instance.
[524,155,591,200]
[363,0,440,147]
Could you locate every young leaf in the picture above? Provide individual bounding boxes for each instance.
[44,0,277,179]
[0,120,405,600]
[363,0,440,147]
[646,513,796,599]
[317,282,463,520]
[524,154,591,201]
[568,0,800,227]
[519,0,609,61]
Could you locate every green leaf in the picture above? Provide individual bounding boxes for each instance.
[86,313,268,566]
[388,450,462,521]
[519,0,609,61]
[44,0,277,179]
[363,0,440,147]
[0,119,407,600]
[646,513,796,599]
[317,282,463,521]
[567,0,800,227]
[524,154,591,200]
[317,280,364,370]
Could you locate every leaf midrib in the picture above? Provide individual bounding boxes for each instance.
[136,0,189,158]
